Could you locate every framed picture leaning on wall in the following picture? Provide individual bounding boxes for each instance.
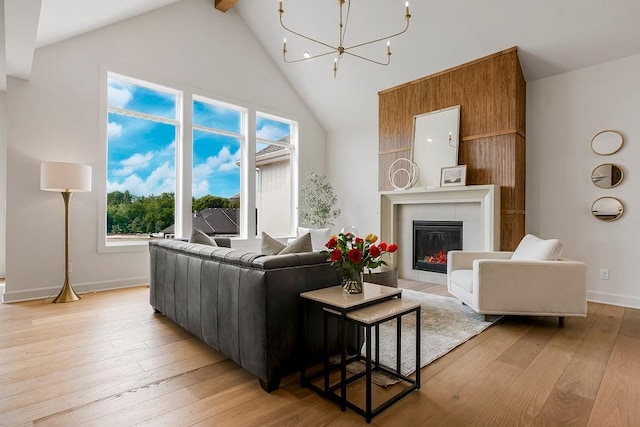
[440,165,467,187]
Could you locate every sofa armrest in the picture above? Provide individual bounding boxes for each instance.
[252,252,328,269]
[474,258,587,316]
[448,250,513,272]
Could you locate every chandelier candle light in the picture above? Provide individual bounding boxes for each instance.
[279,0,411,78]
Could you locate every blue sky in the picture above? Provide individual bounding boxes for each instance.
[107,77,291,199]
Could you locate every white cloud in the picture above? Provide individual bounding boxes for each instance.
[159,140,176,158]
[122,152,154,167]
[219,160,239,172]
[113,152,154,177]
[108,85,133,108]
[108,161,175,196]
[257,124,288,141]
[192,180,210,198]
[107,121,122,138]
[193,146,239,182]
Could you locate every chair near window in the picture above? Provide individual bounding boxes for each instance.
[447,234,587,327]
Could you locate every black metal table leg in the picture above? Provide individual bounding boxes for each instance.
[340,312,347,411]
[323,309,329,392]
[366,323,372,423]
[416,306,421,389]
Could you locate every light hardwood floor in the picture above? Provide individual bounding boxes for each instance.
[1,281,639,426]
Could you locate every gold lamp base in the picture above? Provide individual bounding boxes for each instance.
[53,280,81,303]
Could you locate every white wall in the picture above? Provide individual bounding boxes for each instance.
[527,53,640,309]
[327,126,380,238]
[0,92,6,278]
[4,0,326,302]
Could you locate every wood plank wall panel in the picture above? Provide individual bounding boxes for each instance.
[501,213,525,251]
[378,47,526,250]
[379,151,412,190]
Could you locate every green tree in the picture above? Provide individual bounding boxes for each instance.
[193,195,231,212]
[106,191,176,234]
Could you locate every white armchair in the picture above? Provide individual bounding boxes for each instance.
[446,236,587,327]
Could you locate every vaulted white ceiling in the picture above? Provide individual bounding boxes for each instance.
[1,0,181,90]
[234,0,640,131]
[3,0,640,132]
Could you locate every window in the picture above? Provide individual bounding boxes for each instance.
[106,74,180,244]
[256,113,296,237]
[103,71,298,247]
[192,97,245,236]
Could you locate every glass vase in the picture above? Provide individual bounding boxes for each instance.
[342,269,363,294]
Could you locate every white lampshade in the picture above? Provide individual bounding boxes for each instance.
[40,162,92,192]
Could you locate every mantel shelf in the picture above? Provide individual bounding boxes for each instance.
[380,184,498,197]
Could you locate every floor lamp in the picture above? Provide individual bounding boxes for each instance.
[40,162,92,303]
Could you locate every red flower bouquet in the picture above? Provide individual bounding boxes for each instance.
[322,232,397,293]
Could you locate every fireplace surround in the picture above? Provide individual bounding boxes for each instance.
[380,185,500,285]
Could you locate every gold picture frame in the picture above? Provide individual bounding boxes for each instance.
[440,165,467,187]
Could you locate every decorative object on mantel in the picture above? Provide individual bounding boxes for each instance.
[591,130,624,155]
[388,157,419,190]
[591,163,624,189]
[323,233,397,294]
[412,105,460,189]
[40,162,92,303]
[278,0,411,78]
[440,165,467,187]
[591,196,624,222]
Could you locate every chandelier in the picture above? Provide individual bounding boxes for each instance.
[278,0,411,78]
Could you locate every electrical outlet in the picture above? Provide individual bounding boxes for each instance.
[600,268,609,280]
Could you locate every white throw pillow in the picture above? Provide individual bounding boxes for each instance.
[511,234,564,261]
[280,232,312,255]
[261,232,286,255]
[297,227,331,251]
[262,231,312,255]
[189,228,218,246]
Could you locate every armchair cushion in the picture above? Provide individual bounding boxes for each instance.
[450,269,473,293]
[511,234,564,261]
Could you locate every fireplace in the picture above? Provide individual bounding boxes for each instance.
[413,220,463,273]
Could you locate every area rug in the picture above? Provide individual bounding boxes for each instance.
[347,289,501,386]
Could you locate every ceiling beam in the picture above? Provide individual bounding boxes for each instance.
[4,0,42,82]
[215,0,237,13]
[0,0,6,91]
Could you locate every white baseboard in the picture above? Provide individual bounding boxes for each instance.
[587,290,640,310]
[1,276,150,303]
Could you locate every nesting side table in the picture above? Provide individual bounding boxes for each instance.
[300,283,421,423]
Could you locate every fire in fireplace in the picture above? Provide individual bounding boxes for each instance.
[413,220,463,273]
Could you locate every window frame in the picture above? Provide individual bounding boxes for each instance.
[98,68,299,253]
[99,70,183,252]
[255,111,298,238]
[191,95,247,239]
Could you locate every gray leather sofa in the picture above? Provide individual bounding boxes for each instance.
[149,238,340,392]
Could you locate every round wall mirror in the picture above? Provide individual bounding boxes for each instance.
[591,130,624,155]
[591,197,624,221]
[591,163,624,188]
